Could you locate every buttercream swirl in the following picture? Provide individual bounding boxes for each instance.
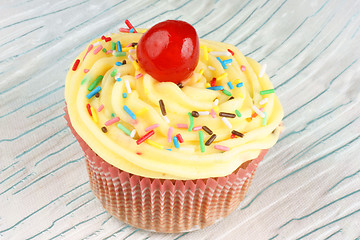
[65,31,283,180]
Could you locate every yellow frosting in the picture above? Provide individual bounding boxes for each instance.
[65,31,283,180]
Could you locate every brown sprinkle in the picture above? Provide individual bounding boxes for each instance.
[202,126,213,135]
[159,99,166,116]
[95,92,100,98]
[228,96,234,100]
[131,42,138,47]
[122,60,127,65]
[205,134,217,146]
[231,130,244,138]
[219,112,236,118]
[101,127,108,133]
[191,111,199,117]
[177,82,184,88]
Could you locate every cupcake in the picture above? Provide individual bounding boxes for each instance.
[64,20,283,233]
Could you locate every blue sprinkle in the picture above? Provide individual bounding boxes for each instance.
[86,86,101,99]
[236,82,244,88]
[216,57,227,69]
[223,59,233,65]
[122,93,127,98]
[116,78,122,82]
[123,105,136,119]
[166,148,172,151]
[116,41,122,52]
[173,136,180,149]
[227,81,234,90]
[206,86,224,91]
[115,61,122,66]
[129,28,135,33]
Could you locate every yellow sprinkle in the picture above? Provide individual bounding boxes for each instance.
[234,79,241,84]
[239,93,244,98]
[122,47,133,52]
[217,72,228,81]
[136,108,148,116]
[132,60,140,71]
[205,83,211,88]
[203,46,208,61]
[90,106,98,123]
[199,68,204,76]
[214,106,219,112]
[146,140,164,149]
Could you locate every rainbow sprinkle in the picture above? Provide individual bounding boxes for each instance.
[207,86,223,91]
[198,131,205,153]
[86,86,101,99]
[117,41,122,52]
[260,98,269,105]
[217,72,228,81]
[177,123,188,129]
[176,134,184,143]
[260,89,275,95]
[214,145,229,151]
[235,110,241,117]
[136,130,154,145]
[167,127,173,143]
[123,105,136,119]
[122,93,127,98]
[117,123,131,136]
[93,45,103,55]
[88,75,103,91]
[90,106,98,123]
[252,105,265,118]
[97,104,104,112]
[125,79,131,93]
[105,116,120,126]
[146,140,164,149]
[72,59,80,71]
[173,136,180,148]
[259,63,267,78]
[110,69,117,77]
[227,81,234,90]
[236,82,243,88]
[145,124,160,132]
[221,117,232,129]
[188,112,194,132]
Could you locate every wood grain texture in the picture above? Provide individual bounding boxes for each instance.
[0,0,359,239]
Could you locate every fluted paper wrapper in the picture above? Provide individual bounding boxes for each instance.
[64,106,267,233]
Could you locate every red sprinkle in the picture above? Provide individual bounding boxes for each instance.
[72,59,80,71]
[231,134,237,139]
[86,104,92,116]
[176,134,184,143]
[210,78,217,87]
[241,65,246,72]
[125,19,138,33]
[136,152,142,155]
[136,130,155,145]
[251,112,258,118]
[84,69,89,73]
[227,49,234,56]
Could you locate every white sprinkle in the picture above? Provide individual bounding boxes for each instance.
[210,51,231,56]
[252,105,265,118]
[198,111,209,116]
[259,63,267,78]
[130,129,136,138]
[180,146,195,152]
[129,49,136,54]
[208,66,215,71]
[213,98,219,106]
[259,98,269,105]
[125,79,132,93]
[93,42,101,47]
[221,117,232,129]
[128,55,135,62]
[163,115,170,123]
[115,72,121,79]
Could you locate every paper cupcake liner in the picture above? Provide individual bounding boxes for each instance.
[64,106,267,233]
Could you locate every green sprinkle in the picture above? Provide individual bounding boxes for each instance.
[117,123,131,136]
[262,112,267,126]
[110,69,117,77]
[260,89,275,95]
[112,42,116,50]
[88,75,103,91]
[235,110,241,117]
[102,48,107,53]
[222,89,232,96]
[81,76,89,85]
[111,113,116,118]
[199,131,205,153]
[114,52,126,57]
[188,112,194,132]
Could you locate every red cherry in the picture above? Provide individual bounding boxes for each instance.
[137,20,199,84]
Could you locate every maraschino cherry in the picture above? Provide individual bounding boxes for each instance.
[137,20,199,84]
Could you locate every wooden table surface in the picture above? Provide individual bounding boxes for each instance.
[1,0,359,239]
